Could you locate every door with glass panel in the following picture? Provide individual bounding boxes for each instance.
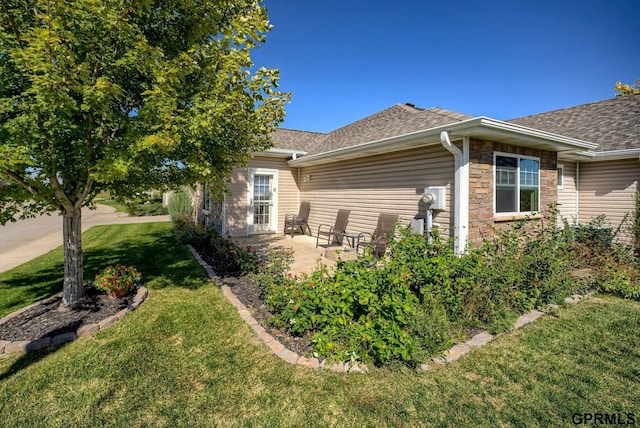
[250,170,277,233]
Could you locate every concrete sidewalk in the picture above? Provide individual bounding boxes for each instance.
[0,204,169,273]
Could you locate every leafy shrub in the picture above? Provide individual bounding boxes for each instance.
[255,251,418,365]
[256,206,638,368]
[172,214,203,244]
[206,231,259,276]
[94,265,142,297]
[125,199,168,216]
[257,209,590,367]
[185,228,258,277]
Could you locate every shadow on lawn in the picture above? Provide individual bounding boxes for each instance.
[0,226,209,381]
[0,347,57,382]
[1,228,208,300]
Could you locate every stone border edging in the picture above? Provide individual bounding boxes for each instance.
[187,245,367,373]
[421,290,597,371]
[187,244,596,373]
[0,286,149,356]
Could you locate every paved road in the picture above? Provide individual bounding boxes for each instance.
[0,204,170,273]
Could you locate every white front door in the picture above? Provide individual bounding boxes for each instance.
[248,169,278,234]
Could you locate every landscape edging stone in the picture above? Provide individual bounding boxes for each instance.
[0,286,148,357]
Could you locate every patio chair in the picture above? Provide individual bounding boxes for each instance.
[356,213,398,258]
[316,209,351,247]
[284,201,311,238]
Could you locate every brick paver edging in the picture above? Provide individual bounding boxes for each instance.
[187,245,367,373]
[0,286,148,356]
[187,244,596,373]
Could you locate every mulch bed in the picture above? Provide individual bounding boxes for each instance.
[0,285,135,342]
[195,247,314,357]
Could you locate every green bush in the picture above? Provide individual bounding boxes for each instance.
[184,228,259,277]
[125,199,168,217]
[257,209,592,367]
[172,214,201,244]
[254,251,418,365]
[255,207,638,368]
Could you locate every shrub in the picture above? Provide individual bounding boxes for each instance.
[256,206,637,368]
[94,265,142,297]
[255,251,419,365]
[172,214,203,244]
[185,228,259,277]
[125,198,168,217]
[207,231,259,276]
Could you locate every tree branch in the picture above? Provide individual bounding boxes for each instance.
[49,175,73,212]
[3,169,37,195]
[74,177,94,211]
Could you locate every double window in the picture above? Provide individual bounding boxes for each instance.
[494,153,540,214]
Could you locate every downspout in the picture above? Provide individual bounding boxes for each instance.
[440,131,469,256]
[297,167,301,209]
[575,161,580,223]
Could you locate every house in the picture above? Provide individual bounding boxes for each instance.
[510,94,640,238]
[203,94,639,253]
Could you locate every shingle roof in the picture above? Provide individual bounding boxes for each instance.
[304,104,474,156]
[508,94,640,152]
[270,128,326,151]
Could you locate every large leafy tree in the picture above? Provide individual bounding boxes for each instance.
[0,0,289,307]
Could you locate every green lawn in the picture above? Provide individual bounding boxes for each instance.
[0,222,638,427]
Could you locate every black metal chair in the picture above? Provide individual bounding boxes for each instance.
[356,213,398,258]
[284,201,311,238]
[316,209,351,247]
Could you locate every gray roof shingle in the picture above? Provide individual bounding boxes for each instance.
[270,128,326,151]
[508,94,640,152]
[304,104,474,156]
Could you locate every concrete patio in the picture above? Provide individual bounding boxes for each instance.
[232,233,359,276]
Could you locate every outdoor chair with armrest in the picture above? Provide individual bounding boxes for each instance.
[284,201,311,238]
[316,209,351,247]
[356,213,398,258]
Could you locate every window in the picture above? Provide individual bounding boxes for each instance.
[557,164,564,189]
[201,184,211,212]
[495,153,540,214]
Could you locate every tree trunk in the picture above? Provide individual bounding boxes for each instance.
[61,208,85,308]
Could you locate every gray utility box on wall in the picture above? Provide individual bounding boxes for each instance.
[423,186,446,211]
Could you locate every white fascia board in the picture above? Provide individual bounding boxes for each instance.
[455,118,599,152]
[584,148,640,161]
[253,148,308,158]
[288,117,598,167]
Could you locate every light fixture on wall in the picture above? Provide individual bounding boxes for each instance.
[303,174,311,182]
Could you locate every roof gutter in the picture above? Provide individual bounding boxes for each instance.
[440,131,468,256]
[583,148,640,161]
[288,117,597,167]
[254,148,308,159]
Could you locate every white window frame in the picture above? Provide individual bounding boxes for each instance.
[557,164,564,190]
[493,152,540,215]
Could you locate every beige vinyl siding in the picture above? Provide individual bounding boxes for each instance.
[225,156,299,236]
[578,159,639,235]
[557,161,578,222]
[299,145,454,238]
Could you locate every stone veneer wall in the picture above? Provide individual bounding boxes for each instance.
[467,139,558,247]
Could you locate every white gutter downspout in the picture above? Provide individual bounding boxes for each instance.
[440,131,469,256]
[575,161,580,223]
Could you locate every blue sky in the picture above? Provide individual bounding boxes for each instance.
[252,0,640,133]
